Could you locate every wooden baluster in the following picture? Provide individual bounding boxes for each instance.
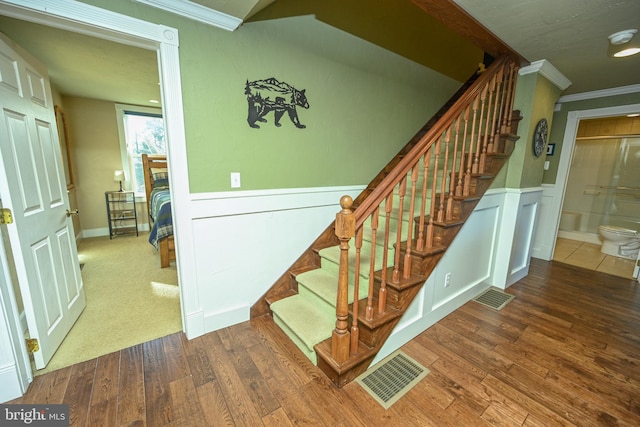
[496,63,509,137]
[485,74,498,154]
[464,96,479,196]
[351,226,363,356]
[332,195,354,363]
[403,166,419,279]
[365,207,379,321]
[378,193,393,314]
[471,92,482,175]
[437,129,450,223]
[447,120,460,221]
[505,63,518,133]
[416,152,430,251]
[500,64,512,134]
[392,177,407,284]
[505,63,519,132]
[477,83,489,174]
[487,70,502,153]
[426,140,440,248]
[489,68,504,153]
[455,107,470,197]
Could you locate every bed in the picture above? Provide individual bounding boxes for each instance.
[142,154,175,268]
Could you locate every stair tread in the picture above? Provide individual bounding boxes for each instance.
[319,244,393,274]
[270,295,335,350]
[297,268,368,306]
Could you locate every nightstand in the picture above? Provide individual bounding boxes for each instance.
[105,191,138,239]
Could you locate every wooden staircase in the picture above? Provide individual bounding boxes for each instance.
[251,56,522,387]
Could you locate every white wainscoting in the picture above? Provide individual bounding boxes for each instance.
[182,185,542,353]
[184,185,365,337]
[373,187,543,364]
[531,184,559,261]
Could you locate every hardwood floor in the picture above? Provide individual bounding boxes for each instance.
[9,259,640,426]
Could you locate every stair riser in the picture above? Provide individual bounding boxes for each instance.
[371,254,442,310]
[468,176,494,197]
[316,351,376,389]
[353,286,424,348]
[272,314,318,364]
[409,222,463,248]
[430,195,479,221]
[493,134,517,155]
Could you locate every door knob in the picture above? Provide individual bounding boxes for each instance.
[66,209,79,217]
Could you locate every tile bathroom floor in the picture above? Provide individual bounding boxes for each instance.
[553,237,637,279]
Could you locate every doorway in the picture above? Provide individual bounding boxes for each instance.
[0,21,180,372]
[0,0,190,398]
[552,113,640,279]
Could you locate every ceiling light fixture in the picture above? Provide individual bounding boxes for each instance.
[607,29,640,58]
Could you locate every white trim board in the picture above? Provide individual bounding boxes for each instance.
[519,60,571,91]
[558,84,640,104]
[132,0,242,31]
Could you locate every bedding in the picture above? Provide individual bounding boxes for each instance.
[148,187,173,249]
[142,154,175,267]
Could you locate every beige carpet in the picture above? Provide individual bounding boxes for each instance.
[34,233,181,375]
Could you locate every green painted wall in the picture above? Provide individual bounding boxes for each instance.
[543,91,640,185]
[80,0,461,193]
[505,72,562,189]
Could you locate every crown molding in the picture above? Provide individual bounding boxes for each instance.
[133,0,242,31]
[519,59,571,91]
[558,84,640,103]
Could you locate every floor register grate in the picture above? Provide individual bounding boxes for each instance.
[355,350,429,409]
[473,287,515,310]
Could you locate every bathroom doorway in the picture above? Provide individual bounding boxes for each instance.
[554,114,640,278]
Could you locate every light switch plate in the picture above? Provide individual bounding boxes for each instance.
[230,172,241,188]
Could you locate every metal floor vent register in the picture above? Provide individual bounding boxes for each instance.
[355,350,429,409]
[473,288,515,310]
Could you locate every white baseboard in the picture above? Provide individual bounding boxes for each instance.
[0,365,23,403]
[203,305,249,334]
[81,224,149,239]
[82,228,109,238]
[557,230,601,245]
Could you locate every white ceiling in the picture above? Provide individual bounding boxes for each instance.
[453,0,640,95]
[0,0,638,108]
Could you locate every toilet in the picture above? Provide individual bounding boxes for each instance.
[598,225,639,258]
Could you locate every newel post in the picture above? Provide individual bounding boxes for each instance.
[332,195,355,363]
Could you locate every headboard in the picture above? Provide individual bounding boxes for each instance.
[141,154,167,221]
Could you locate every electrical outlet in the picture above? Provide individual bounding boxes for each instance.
[444,272,451,287]
[230,172,241,188]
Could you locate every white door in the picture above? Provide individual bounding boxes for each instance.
[0,35,85,369]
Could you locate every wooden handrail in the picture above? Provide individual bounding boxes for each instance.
[352,56,512,229]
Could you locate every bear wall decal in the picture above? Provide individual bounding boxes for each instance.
[245,77,309,129]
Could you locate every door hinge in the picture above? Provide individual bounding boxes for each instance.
[0,208,13,225]
[26,338,39,353]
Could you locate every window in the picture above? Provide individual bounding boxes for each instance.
[115,104,165,197]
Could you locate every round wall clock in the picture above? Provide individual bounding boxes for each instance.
[533,118,548,157]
